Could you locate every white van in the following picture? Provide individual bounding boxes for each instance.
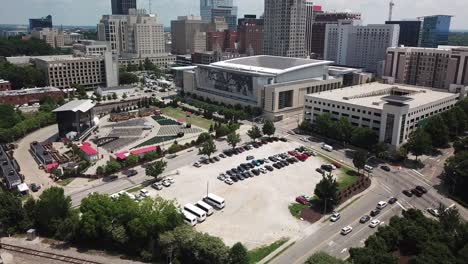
[321,143,333,152]
[364,165,374,172]
[184,204,207,222]
[195,200,214,216]
[183,211,197,226]
[203,193,225,209]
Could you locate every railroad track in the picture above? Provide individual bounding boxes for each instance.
[0,242,103,264]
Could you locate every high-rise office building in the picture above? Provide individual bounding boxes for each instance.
[29,15,52,31]
[324,20,399,72]
[171,16,211,55]
[385,20,422,47]
[264,0,307,58]
[111,0,137,15]
[309,12,361,59]
[237,15,264,55]
[420,15,452,48]
[384,46,468,90]
[200,0,238,30]
[98,9,165,57]
[305,1,322,57]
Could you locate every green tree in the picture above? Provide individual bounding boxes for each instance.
[112,93,118,100]
[196,132,212,145]
[34,187,72,236]
[145,160,167,181]
[262,120,276,137]
[423,115,449,148]
[305,252,345,264]
[332,117,353,145]
[119,72,139,85]
[227,132,241,149]
[96,166,104,175]
[73,84,88,99]
[315,113,333,135]
[199,138,217,160]
[0,191,30,235]
[144,58,155,71]
[351,127,378,150]
[247,125,262,142]
[314,173,339,213]
[229,242,249,264]
[122,92,128,99]
[353,150,368,175]
[406,129,432,161]
[124,154,139,167]
[105,160,122,174]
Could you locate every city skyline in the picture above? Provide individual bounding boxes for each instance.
[1,0,468,29]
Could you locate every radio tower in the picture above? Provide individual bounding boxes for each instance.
[388,0,395,21]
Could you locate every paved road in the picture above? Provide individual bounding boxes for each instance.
[268,130,468,264]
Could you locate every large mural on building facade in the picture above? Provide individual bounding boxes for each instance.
[199,68,254,97]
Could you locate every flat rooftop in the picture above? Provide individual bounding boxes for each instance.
[34,55,102,62]
[0,87,61,96]
[211,55,333,75]
[305,83,458,109]
[53,99,95,113]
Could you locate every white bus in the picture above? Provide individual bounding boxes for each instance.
[184,204,207,222]
[195,200,214,216]
[183,211,197,226]
[203,193,225,209]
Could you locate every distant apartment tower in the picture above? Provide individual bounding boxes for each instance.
[309,12,361,58]
[305,1,322,57]
[420,15,452,48]
[171,16,218,55]
[324,20,399,72]
[29,15,52,30]
[31,28,65,48]
[200,0,238,30]
[385,20,422,47]
[264,0,307,58]
[384,46,468,90]
[98,9,165,57]
[237,15,264,55]
[111,0,137,15]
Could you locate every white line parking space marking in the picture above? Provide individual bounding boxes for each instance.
[396,201,407,211]
[380,183,393,194]
[341,248,348,254]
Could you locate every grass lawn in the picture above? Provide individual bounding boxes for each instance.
[248,238,289,264]
[136,135,177,148]
[127,186,143,193]
[57,178,75,186]
[337,168,359,191]
[161,107,214,130]
[289,203,309,218]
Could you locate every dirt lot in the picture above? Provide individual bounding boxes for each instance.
[146,141,327,249]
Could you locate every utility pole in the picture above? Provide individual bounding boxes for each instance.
[388,0,395,21]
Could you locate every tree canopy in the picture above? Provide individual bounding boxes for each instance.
[262,120,276,137]
[305,252,346,264]
[227,132,241,149]
[199,138,217,159]
[247,125,262,142]
[406,129,432,161]
[353,150,368,175]
[314,173,339,213]
[145,160,167,181]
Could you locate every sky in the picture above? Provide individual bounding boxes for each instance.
[0,0,467,30]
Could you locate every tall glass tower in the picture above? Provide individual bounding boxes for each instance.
[200,0,238,30]
[420,15,452,48]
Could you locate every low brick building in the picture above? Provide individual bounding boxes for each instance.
[0,86,63,106]
[0,79,11,91]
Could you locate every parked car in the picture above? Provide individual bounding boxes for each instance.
[377,201,388,209]
[219,153,226,158]
[341,226,353,235]
[427,208,440,217]
[411,188,424,197]
[246,155,255,160]
[225,179,234,185]
[332,162,342,169]
[108,175,118,181]
[296,196,309,205]
[369,219,381,228]
[30,183,41,192]
[126,169,138,177]
[230,176,239,182]
[217,175,226,181]
[360,215,371,224]
[321,143,333,152]
[321,164,333,172]
[403,190,413,197]
[416,186,428,194]
[162,180,171,187]
[212,156,220,162]
[193,162,202,168]
[140,189,149,198]
[388,197,398,204]
[330,212,341,222]
[252,169,260,176]
[380,165,391,172]
[370,209,381,217]
[151,182,163,190]
[265,165,274,171]
[259,168,267,174]
[316,168,325,174]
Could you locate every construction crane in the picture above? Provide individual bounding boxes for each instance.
[388,0,395,21]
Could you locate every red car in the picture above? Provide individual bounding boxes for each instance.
[288,151,297,156]
[332,162,342,169]
[297,154,308,162]
[295,196,309,205]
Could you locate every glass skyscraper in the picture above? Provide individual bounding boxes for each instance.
[420,15,452,48]
[200,0,238,30]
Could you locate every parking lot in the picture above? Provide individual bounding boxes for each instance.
[144,140,328,249]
